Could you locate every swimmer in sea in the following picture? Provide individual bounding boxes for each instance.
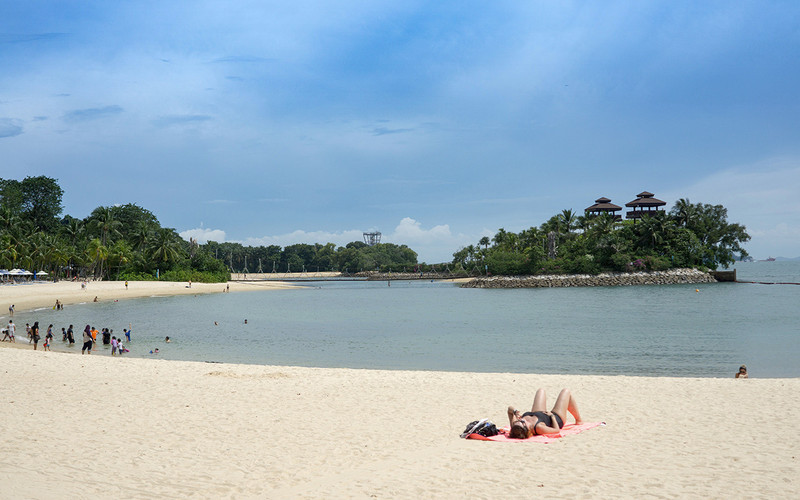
[165,336,171,343]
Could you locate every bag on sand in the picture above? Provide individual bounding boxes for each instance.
[460,419,498,438]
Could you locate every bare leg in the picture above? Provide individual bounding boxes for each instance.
[531,388,547,412]
[551,389,583,425]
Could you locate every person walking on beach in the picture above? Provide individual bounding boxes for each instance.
[81,325,93,354]
[125,280,128,290]
[507,388,583,439]
[8,304,14,316]
[26,323,31,342]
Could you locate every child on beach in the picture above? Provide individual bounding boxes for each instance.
[43,335,51,351]
[111,336,118,356]
[124,323,132,342]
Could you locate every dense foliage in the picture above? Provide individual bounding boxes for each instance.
[204,240,419,274]
[0,176,421,281]
[452,202,750,276]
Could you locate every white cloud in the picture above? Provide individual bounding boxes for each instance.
[386,217,474,262]
[664,157,800,258]
[180,227,227,244]
[232,218,476,263]
[241,229,364,249]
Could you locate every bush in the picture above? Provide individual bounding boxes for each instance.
[537,258,568,275]
[644,256,671,271]
[485,250,528,275]
[566,255,600,275]
[118,272,157,281]
[160,269,229,283]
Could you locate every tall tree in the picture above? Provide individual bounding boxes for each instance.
[19,176,64,231]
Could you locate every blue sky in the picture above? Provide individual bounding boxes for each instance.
[2,1,799,262]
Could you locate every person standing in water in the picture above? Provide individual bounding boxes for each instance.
[31,322,41,350]
[81,325,93,354]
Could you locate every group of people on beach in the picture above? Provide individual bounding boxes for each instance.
[1,318,134,354]
[78,323,132,355]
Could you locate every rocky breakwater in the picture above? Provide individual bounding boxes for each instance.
[461,268,717,289]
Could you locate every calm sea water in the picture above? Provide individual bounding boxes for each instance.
[9,261,800,377]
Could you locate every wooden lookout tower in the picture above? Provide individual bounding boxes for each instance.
[625,191,667,220]
[585,197,622,220]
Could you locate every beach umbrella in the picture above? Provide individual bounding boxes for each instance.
[37,271,48,275]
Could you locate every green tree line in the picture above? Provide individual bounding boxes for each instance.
[452,201,750,276]
[0,176,421,281]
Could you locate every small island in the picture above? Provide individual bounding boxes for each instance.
[451,192,750,288]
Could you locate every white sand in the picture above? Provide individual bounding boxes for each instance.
[1,281,797,498]
[0,348,797,499]
[1,279,297,314]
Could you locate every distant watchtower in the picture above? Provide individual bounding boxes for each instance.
[363,232,382,246]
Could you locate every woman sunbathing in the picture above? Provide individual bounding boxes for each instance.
[507,388,583,439]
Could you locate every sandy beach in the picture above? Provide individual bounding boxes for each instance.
[0,349,796,499]
[0,279,298,314]
[1,282,798,498]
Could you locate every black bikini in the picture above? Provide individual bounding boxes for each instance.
[521,411,564,435]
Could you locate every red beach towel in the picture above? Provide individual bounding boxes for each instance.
[466,422,604,443]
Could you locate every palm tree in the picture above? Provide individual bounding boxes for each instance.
[150,228,183,267]
[89,207,122,247]
[492,228,509,247]
[478,236,490,250]
[131,220,155,251]
[671,198,696,228]
[558,209,576,233]
[60,218,84,246]
[637,212,672,251]
[108,240,132,280]
[0,233,18,269]
[86,238,109,278]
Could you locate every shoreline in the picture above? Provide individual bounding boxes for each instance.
[0,347,796,498]
[0,279,299,314]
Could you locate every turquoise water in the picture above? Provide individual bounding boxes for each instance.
[9,261,800,377]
